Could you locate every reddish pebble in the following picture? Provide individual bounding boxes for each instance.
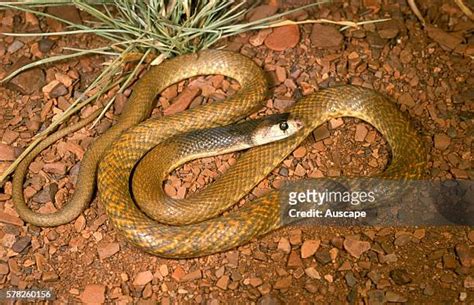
[274,276,292,289]
[171,266,186,282]
[265,25,300,51]
[301,240,321,258]
[434,133,450,150]
[0,211,24,226]
[343,238,371,258]
[97,242,120,260]
[310,24,343,48]
[181,269,202,282]
[80,284,106,304]
[287,250,303,268]
[133,271,153,286]
[0,144,15,161]
[293,147,307,158]
[355,124,368,142]
[164,87,201,116]
[43,162,67,175]
[216,275,230,290]
[278,237,291,253]
[247,5,278,22]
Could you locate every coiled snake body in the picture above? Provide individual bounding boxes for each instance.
[13,50,426,258]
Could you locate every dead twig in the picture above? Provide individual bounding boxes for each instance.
[454,0,474,21]
[407,0,426,26]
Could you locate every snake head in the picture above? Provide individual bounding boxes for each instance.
[251,113,304,146]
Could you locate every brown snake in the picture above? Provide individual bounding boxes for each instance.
[12,50,427,258]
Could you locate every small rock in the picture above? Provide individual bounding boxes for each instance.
[264,25,300,51]
[288,229,302,245]
[455,244,472,267]
[33,189,50,204]
[258,283,272,295]
[133,271,153,286]
[380,253,398,264]
[47,5,82,24]
[216,275,230,290]
[181,269,202,282]
[97,242,120,260]
[249,277,263,287]
[74,215,86,232]
[226,251,239,267]
[310,24,343,48]
[426,25,463,50]
[273,98,295,111]
[275,66,286,83]
[424,284,435,296]
[329,118,344,129]
[2,130,19,145]
[304,267,321,279]
[171,266,186,282]
[43,162,67,175]
[0,263,9,275]
[313,124,330,141]
[0,144,15,161]
[142,284,152,298]
[34,253,47,272]
[377,20,399,39]
[459,292,467,301]
[398,93,415,107]
[394,234,412,246]
[434,134,451,150]
[343,238,371,258]
[164,87,201,115]
[12,236,31,253]
[247,5,278,22]
[366,32,385,49]
[258,294,283,305]
[385,291,407,303]
[413,228,425,239]
[50,83,68,98]
[39,39,55,53]
[287,250,303,268]
[249,29,272,47]
[278,237,291,254]
[301,239,320,258]
[468,231,474,243]
[8,40,24,53]
[293,147,307,159]
[324,274,333,283]
[304,282,318,293]
[315,250,332,265]
[440,273,455,283]
[443,254,458,269]
[80,284,106,304]
[355,124,368,142]
[42,271,59,282]
[274,276,292,289]
[464,276,474,288]
[400,49,413,64]
[390,269,412,285]
[367,290,385,305]
[338,261,352,271]
[8,57,46,94]
[345,272,357,287]
[159,264,169,277]
[161,84,178,99]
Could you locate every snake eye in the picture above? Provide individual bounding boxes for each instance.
[279,122,289,131]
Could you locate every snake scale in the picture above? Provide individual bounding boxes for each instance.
[13,50,427,258]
